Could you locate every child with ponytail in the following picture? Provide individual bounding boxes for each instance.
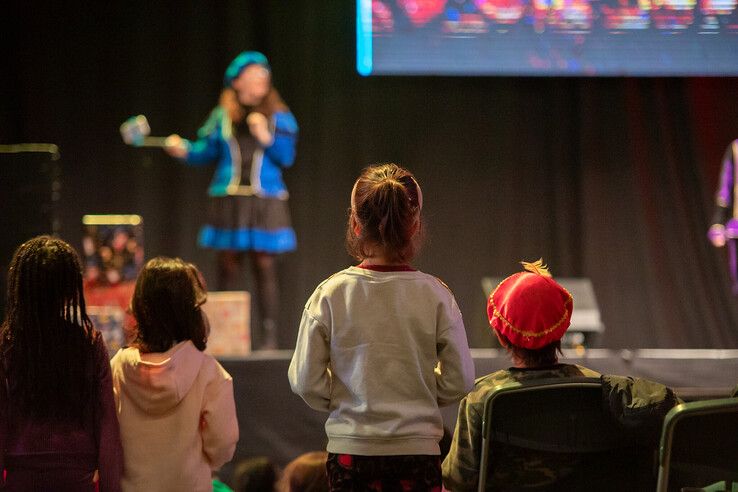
[289,163,474,491]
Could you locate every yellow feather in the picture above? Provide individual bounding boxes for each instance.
[521,258,552,277]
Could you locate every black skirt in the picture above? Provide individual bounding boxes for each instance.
[197,195,296,253]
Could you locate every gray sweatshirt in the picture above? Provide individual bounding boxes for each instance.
[289,266,475,456]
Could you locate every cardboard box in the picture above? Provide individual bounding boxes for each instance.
[202,291,251,357]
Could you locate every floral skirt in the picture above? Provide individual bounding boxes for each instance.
[327,453,441,492]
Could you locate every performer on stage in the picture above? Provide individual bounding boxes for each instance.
[708,139,738,295]
[164,51,298,349]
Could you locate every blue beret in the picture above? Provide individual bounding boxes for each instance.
[224,51,270,87]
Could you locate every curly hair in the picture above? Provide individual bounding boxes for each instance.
[0,235,96,422]
[131,257,208,353]
[346,163,424,264]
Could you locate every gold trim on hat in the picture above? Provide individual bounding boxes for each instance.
[488,276,573,338]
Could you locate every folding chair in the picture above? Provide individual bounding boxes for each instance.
[477,377,640,491]
[656,397,738,492]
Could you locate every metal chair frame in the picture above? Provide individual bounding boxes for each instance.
[656,397,738,492]
[477,377,614,491]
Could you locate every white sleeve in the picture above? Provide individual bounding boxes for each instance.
[288,302,332,412]
[435,297,475,406]
[201,363,239,470]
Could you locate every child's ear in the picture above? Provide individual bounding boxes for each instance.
[351,214,361,236]
[409,217,421,237]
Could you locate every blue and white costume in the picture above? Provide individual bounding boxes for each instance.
[181,106,299,253]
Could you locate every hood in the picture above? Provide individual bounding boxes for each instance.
[115,340,205,416]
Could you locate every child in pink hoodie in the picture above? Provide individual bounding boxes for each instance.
[110,257,239,492]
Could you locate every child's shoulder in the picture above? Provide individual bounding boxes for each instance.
[310,268,456,300]
[313,267,355,291]
[412,269,457,299]
[110,345,137,366]
[198,350,233,382]
[427,273,454,295]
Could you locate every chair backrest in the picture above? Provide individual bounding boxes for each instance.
[477,377,632,491]
[656,397,738,492]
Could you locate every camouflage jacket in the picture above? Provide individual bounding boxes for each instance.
[441,364,601,491]
[442,365,680,491]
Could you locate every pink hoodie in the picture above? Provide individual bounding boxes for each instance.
[110,340,238,492]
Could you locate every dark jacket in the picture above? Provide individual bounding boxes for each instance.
[0,332,123,491]
[183,108,298,198]
[601,374,681,446]
[442,365,679,491]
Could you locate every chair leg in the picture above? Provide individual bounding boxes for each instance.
[478,437,489,492]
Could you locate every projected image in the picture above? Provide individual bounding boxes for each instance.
[357,0,738,75]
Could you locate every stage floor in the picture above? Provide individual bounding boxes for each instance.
[219,348,738,471]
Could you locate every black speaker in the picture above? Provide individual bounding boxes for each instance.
[0,145,61,317]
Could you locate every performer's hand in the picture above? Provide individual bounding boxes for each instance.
[164,134,189,158]
[247,112,274,147]
[708,224,726,247]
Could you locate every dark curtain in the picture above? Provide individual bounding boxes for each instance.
[2,1,738,348]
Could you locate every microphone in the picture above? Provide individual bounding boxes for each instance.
[120,115,168,148]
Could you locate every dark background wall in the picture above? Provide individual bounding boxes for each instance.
[3,1,738,348]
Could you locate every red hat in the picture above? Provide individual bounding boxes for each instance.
[487,260,573,350]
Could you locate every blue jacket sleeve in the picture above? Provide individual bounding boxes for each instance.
[264,112,298,168]
[182,107,224,166]
[183,132,221,166]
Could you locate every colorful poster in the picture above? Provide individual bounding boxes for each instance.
[82,215,144,287]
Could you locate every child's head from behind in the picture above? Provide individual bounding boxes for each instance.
[232,456,277,492]
[487,259,571,368]
[346,163,423,264]
[2,235,94,421]
[278,451,329,492]
[4,235,88,328]
[132,257,207,353]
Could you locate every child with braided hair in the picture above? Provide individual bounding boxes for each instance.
[0,236,123,491]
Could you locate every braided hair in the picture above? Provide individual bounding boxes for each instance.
[0,235,96,422]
